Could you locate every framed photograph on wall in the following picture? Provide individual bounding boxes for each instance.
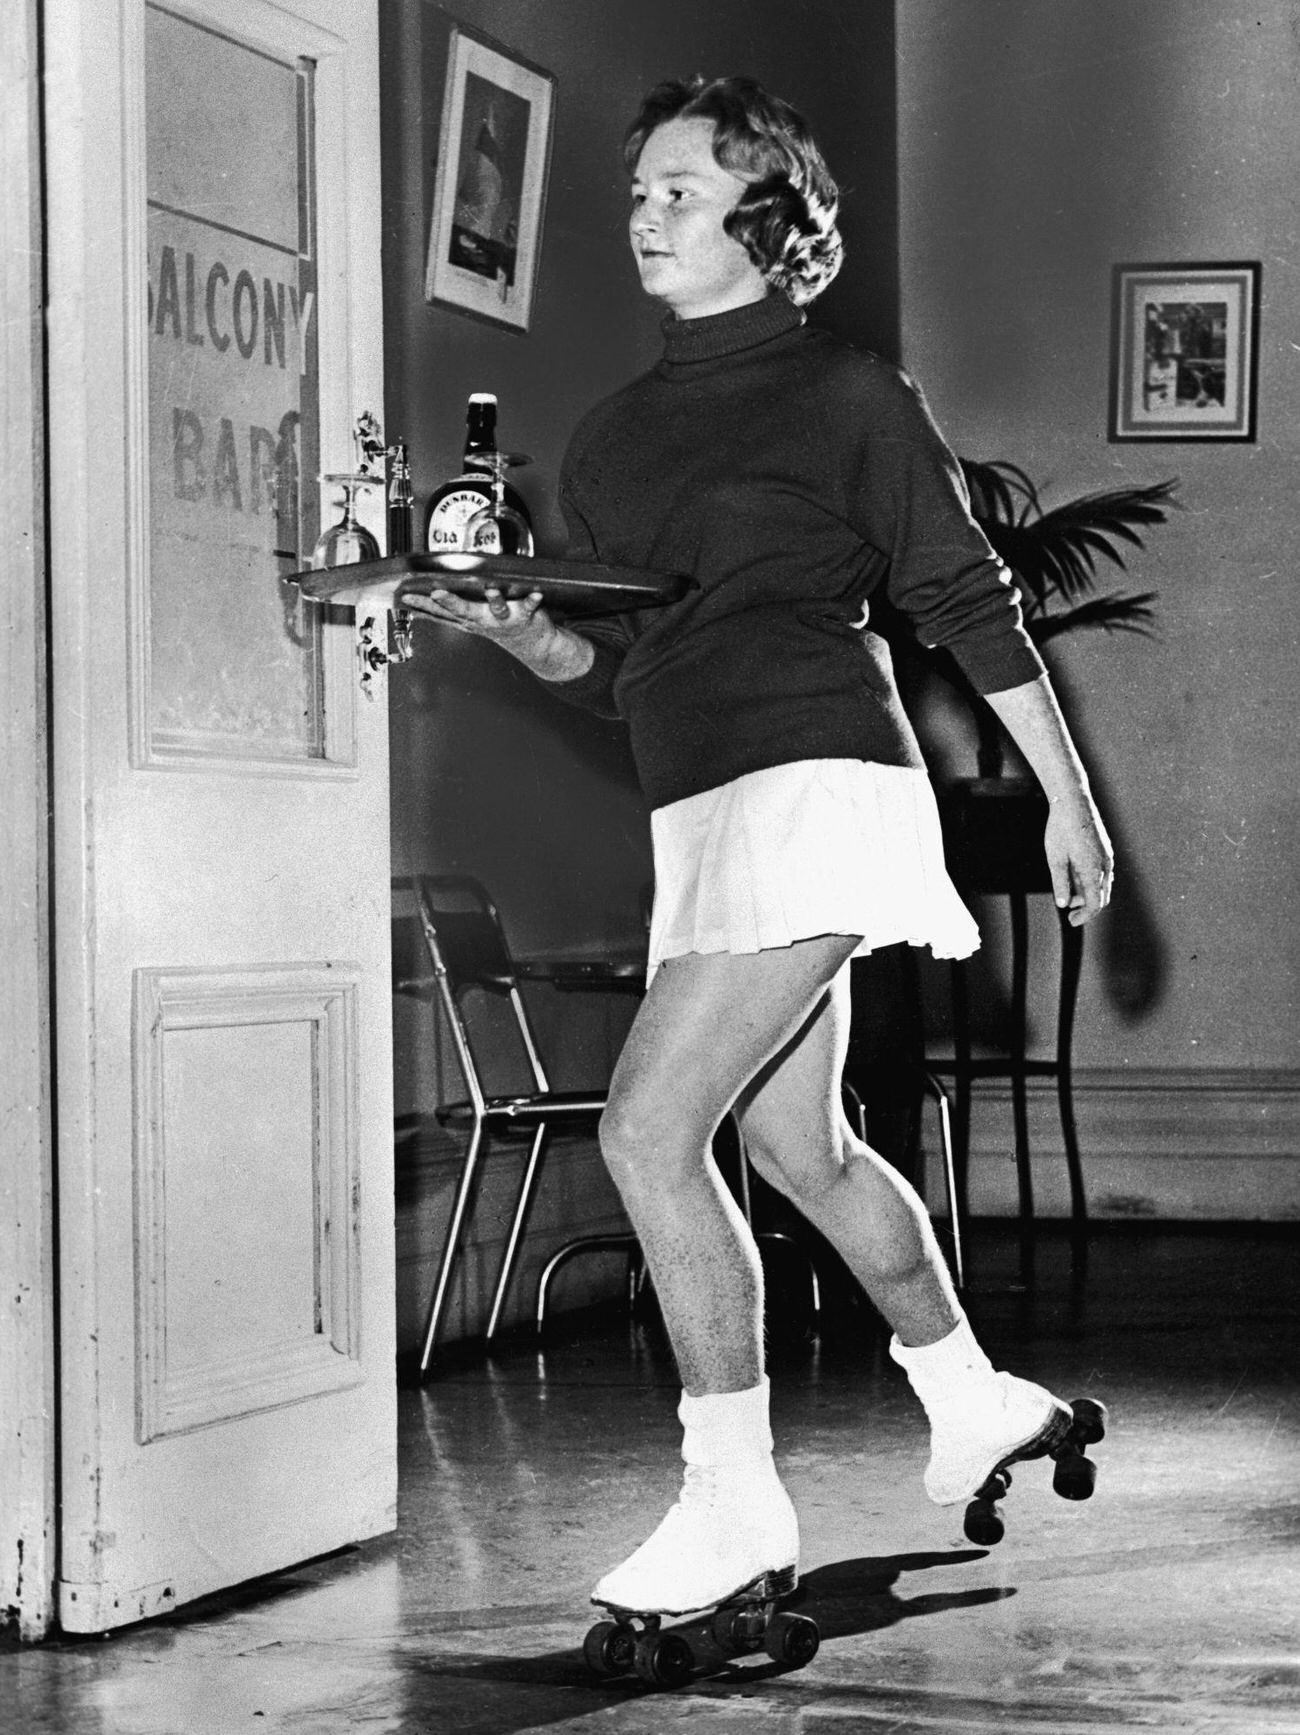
[424,24,555,333]
[1110,262,1260,441]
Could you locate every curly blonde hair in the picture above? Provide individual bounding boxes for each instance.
[623,75,843,306]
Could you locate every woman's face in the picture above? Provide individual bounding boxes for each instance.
[629,117,767,319]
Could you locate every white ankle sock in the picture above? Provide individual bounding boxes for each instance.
[678,1378,773,1468]
[889,1318,995,1407]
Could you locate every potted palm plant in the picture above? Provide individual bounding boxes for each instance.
[887,460,1177,896]
[953,459,1178,778]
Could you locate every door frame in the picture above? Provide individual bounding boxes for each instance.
[0,0,58,1643]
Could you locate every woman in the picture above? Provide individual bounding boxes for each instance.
[405,76,1112,1619]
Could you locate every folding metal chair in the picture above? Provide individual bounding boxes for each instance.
[392,874,608,1371]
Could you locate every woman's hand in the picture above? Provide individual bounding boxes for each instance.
[1044,787,1114,926]
[400,587,596,683]
[401,585,549,647]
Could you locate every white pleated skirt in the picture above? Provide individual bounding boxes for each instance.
[647,759,981,982]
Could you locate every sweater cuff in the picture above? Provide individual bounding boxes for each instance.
[949,633,1046,697]
[542,636,624,718]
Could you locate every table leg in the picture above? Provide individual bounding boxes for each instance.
[949,959,972,1227]
[1009,892,1035,1281]
[1055,910,1088,1241]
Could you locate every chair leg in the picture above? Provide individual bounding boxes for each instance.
[420,1119,486,1375]
[1056,910,1088,1238]
[756,1230,822,1317]
[727,1110,755,1224]
[485,1122,549,1343]
[536,1234,641,1332]
[949,960,973,1225]
[841,1078,868,1144]
[925,1071,965,1292]
[1007,892,1036,1286]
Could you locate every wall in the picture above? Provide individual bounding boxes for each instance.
[898,1,1300,1219]
[380,0,900,1345]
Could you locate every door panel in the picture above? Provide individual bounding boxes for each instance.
[132,965,364,1442]
[46,0,393,1633]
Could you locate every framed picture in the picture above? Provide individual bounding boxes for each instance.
[1110,262,1260,441]
[424,24,555,333]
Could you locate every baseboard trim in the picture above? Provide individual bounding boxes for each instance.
[929,1066,1300,1222]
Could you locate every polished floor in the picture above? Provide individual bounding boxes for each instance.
[5,1226,1300,1734]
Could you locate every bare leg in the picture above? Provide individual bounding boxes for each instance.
[599,935,860,1396]
[735,961,961,1346]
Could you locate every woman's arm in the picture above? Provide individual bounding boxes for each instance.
[984,674,1114,925]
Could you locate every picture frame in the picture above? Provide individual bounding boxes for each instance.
[1109,262,1260,441]
[424,24,555,333]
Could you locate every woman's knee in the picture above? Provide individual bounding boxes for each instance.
[597,1092,641,1183]
[597,1085,705,1193]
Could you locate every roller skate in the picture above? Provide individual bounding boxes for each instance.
[582,1381,820,1686]
[958,1392,1108,1545]
[891,1321,1108,1546]
[585,1562,819,1687]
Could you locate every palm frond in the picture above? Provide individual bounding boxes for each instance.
[1024,481,1179,602]
[963,464,1177,612]
[1026,591,1160,647]
[960,458,1040,526]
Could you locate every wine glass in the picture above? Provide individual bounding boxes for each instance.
[462,453,534,558]
[310,473,381,569]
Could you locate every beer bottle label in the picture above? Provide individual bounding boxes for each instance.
[425,483,495,552]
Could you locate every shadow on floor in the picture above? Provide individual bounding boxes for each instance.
[395,1549,1008,1723]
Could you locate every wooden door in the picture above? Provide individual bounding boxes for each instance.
[1,0,57,1644]
[45,0,394,1633]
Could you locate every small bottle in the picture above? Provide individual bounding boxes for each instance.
[423,393,531,555]
[386,439,414,556]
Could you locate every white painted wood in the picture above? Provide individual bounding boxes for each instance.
[0,0,58,1643]
[46,0,394,1633]
[133,966,366,1441]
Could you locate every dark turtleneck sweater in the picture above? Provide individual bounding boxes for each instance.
[554,293,1044,812]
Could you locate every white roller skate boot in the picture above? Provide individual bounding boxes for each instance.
[591,1379,799,1618]
[890,1318,1073,1506]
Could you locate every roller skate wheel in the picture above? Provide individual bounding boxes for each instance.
[964,1500,1006,1547]
[763,1610,820,1667]
[1070,1398,1107,1445]
[1053,1449,1098,1502]
[583,1619,636,1677]
[633,1628,694,1687]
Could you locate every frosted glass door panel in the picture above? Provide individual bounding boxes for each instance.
[145,4,322,762]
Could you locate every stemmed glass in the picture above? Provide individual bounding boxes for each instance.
[462,453,534,558]
[310,473,381,569]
